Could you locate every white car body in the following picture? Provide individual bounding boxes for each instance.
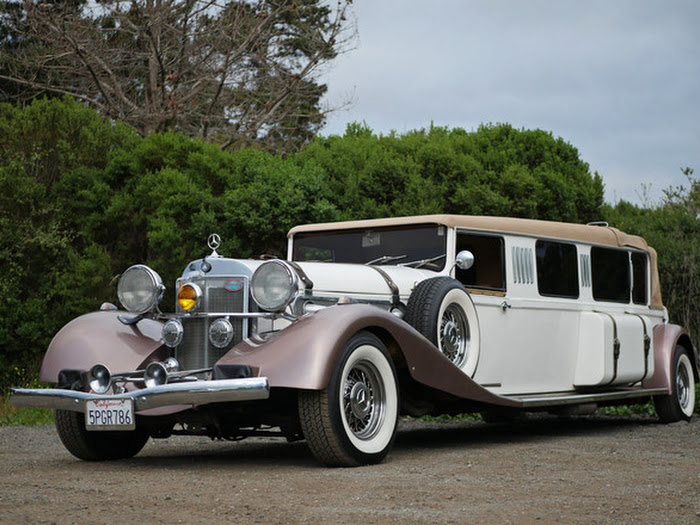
[11,214,697,467]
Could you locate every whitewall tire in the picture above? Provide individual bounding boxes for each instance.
[298,331,399,467]
[404,277,480,376]
[654,346,696,422]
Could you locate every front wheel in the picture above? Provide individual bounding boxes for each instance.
[653,346,696,423]
[298,331,399,467]
[55,409,149,461]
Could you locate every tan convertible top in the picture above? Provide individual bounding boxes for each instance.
[288,214,663,310]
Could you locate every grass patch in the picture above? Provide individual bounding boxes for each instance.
[0,366,54,426]
[595,387,700,417]
[598,399,657,417]
[0,396,54,426]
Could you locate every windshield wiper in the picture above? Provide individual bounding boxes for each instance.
[364,254,407,266]
[400,254,446,269]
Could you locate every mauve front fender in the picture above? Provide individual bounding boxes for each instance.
[219,304,519,407]
[39,311,166,383]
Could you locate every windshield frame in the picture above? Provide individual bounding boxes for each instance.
[290,223,449,271]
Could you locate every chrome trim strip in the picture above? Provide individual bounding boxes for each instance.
[10,377,270,413]
[164,312,282,319]
[160,311,296,322]
[513,387,667,408]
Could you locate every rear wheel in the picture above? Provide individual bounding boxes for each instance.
[298,332,399,467]
[653,346,696,423]
[55,409,149,461]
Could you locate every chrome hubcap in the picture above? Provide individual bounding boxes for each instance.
[349,381,371,419]
[343,361,385,440]
[440,304,469,368]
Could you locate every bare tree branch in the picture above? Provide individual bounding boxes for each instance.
[1,0,355,152]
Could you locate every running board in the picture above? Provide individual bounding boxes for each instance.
[510,388,668,409]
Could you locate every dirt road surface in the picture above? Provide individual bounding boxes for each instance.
[1,415,698,524]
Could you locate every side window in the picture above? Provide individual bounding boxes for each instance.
[455,233,505,291]
[591,247,630,303]
[631,252,648,305]
[535,240,579,298]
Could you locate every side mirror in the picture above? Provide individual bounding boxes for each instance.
[455,250,475,271]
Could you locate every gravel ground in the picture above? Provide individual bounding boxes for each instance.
[1,414,699,524]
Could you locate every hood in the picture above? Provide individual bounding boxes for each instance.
[294,261,437,302]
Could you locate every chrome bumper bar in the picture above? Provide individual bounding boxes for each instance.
[10,377,270,413]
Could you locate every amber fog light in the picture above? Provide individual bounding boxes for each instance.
[178,283,201,311]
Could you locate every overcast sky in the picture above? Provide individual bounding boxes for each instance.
[320,1,700,206]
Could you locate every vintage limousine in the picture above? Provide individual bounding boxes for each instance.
[11,215,698,466]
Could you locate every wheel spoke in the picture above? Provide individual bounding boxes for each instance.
[299,333,398,466]
[440,304,470,367]
[342,361,384,439]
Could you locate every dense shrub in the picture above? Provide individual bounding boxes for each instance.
[11,97,687,392]
[603,172,700,345]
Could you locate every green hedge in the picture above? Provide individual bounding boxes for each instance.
[4,97,695,392]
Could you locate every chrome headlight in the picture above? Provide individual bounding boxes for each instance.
[117,265,164,314]
[251,260,298,312]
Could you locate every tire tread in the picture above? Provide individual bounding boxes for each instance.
[55,409,148,461]
[298,390,357,467]
[298,331,398,467]
[404,276,459,343]
[654,346,695,423]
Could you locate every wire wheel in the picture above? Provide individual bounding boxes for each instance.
[404,277,480,376]
[298,331,398,467]
[342,359,386,441]
[654,346,696,422]
[674,352,694,417]
[439,302,470,369]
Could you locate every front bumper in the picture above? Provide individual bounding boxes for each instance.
[10,377,270,414]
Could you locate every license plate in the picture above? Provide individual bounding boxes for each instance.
[85,398,135,431]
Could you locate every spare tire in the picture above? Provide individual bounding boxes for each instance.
[404,277,480,376]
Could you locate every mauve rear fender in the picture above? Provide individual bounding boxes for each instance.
[39,311,166,383]
[219,304,519,407]
[643,324,697,391]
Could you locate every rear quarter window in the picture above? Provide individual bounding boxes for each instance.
[631,252,648,305]
[591,247,630,303]
[536,240,579,298]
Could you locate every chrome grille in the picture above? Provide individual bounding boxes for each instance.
[175,276,249,370]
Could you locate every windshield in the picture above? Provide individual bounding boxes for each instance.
[292,224,447,271]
